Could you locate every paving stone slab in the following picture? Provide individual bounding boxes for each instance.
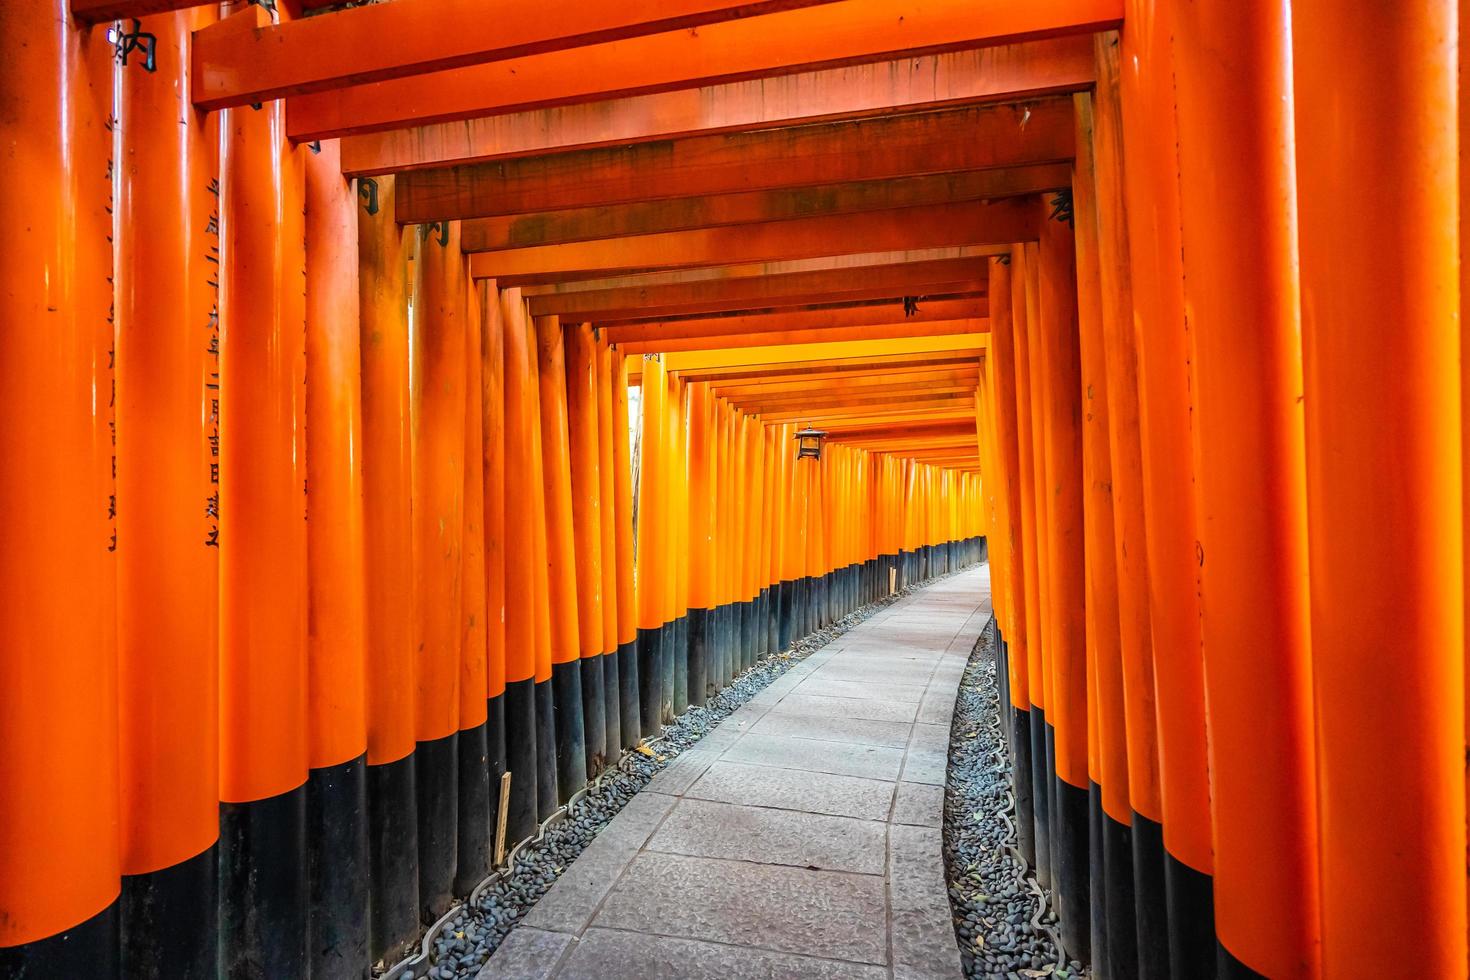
[773,691,919,723]
[645,747,721,796]
[910,721,952,752]
[721,731,905,780]
[794,676,928,703]
[891,906,964,980]
[891,780,946,827]
[888,822,951,914]
[810,664,939,688]
[476,927,574,979]
[685,759,896,820]
[901,743,949,785]
[592,852,889,964]
[917,689,959,724]
[748,709,913,748]
[554,928,889,980]
[646,798,887,874]
[522,792,679,934]
[814,645,941,662]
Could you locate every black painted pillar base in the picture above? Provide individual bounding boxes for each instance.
[776,580,794,651]
[533,679,559,822]
[741,599,757,671]
[0,900,119,979]
[1219,942,1269,978]
[414,731,458,925]
[1165,845,1217,980]
[367,753,418,963]
[808,575,820,634]
[454,724,491,896]
[486,692,508,853]
[1030,707,1052,889]
[706,604,722,689]
[1131,812,1170,980]
[600,650,621,761]
[1056,777,1092,962]
[768,588,780,657]
[725,602,738,678]
[730,604,743,678]
[752,591,768,660]
[636,625,662,738]
[805,578,817,640]
[1090,784,1110,980]
[308,755,370,979]
[616,640,640,751]
[724,602,737,678]
[659,618,676,724]
[1011,705,1036,867]
[704,607,722,700]
[687,607,710,708]
[996,635,1012,755]
[1103,809,1139,980]
[673,614,690,716]
[791,577,806,639]
[551,659,588,803]
[727,602,740,677]
[221,783,308,976]
[121,844,216,980]
[580,654,607,779]
[503,678,539,846]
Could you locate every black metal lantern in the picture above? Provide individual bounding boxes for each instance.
[795,426,826,460]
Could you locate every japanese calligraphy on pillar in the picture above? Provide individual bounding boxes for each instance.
[205,177,221,548]
[105,107,118,553]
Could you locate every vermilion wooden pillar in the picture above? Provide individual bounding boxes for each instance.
[636,357,668,735]
[218,96,310,977]
[595,339,624,750]
[1011,245,1052,891]
[687,384,716,704]
[1037,203,1089,961]
[1118,4,1215,974]
[456,262,491,895]
[535,315,587,802]
[566,325,608,775]
[1293,2,1466,974]
[359,175,420,960]
[0,7,120,974]
[479,281,510,874]
[1091,31,1167,974]
[1072,90,1133,980]
[669,370,690,701]
[525,300,559,820]
[303,138,371,977]
[1174,3,1320,976]
[410,219,466,922]
[113,9,221,977]
[501,288,544,843]
[987,255,1036,870]
[611,350,641,749]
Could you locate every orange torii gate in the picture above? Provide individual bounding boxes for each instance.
[4,1,1468,978]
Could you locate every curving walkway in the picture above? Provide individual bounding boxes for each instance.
[478,567,991,980]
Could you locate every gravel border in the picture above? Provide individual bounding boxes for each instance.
[943,620,1088,980]
[384,563,983,980]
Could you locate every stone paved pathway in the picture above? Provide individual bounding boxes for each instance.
[477,567,991,980]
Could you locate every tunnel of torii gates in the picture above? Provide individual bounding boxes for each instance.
[0,0,1465,978]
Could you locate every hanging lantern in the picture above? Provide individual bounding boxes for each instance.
[795,426,826,460]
